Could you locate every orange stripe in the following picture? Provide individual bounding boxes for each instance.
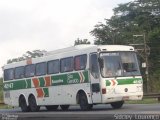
[44,76,51,86]
[36,88,44,98]
[111,80,116,86]
[80,73,83,83]
[32,78,39,88]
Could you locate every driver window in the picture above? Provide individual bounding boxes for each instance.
[90,53,99,79]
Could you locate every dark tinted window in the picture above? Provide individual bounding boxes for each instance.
[61,57,73,72]
[4,68,14,81]
[15,66,24,79]
[36,62,47,76]
[74,54,87,71]
[48,60,60,74]
[90,54,99,78]
[25,64,35,77]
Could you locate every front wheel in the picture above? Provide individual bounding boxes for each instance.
[28,95,40,112]
[60,105,70,110]
[79,93,93,111]
[110,101,124,109]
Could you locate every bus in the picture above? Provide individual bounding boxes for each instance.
[2,45,143,112]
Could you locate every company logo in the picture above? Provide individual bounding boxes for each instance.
[67,74,78,84]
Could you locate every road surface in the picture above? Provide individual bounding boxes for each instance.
[0,104,160,120]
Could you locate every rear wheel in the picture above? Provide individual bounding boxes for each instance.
[19,96,30,112]
[79,93,93,111]
[28,95,40,112]
[60,105,70,111]
[110,101,124,109]
[46,105,59,111]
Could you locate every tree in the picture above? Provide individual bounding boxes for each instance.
[7,50,47,64]
[74,38,91,45]
[91,0,160,45]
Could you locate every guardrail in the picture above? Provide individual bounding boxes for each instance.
[143,93,160,101]
[0,102,4,105]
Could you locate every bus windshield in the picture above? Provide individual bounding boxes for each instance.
[99,52,141,77]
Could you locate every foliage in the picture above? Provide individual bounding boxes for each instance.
[91,0,160,92]
[0,77,3,102]
[91,0,160,44]
[7,50,47,64]
[74,38,91,45]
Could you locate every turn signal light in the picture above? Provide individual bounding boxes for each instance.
[102,88,106,94]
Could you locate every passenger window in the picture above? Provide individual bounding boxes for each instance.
[90,54,99,78]
[25,64,35,77]
[4,68,14,81]
[61,57,73,72]
[74,54,87,71]
[48,60,60,74]
[36,62,47,76]
[15,66,24,79]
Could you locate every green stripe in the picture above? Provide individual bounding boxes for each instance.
[106,78,142,86]
[106,81,111,86]
[39,77,45,87]
[26,79,31,88]
[117,78,142,85]
[3,79,31,91]
[51,70,89,86]
[43,88,49,97]
[3,70,89,91]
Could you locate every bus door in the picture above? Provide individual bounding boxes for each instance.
[90,53,102,103]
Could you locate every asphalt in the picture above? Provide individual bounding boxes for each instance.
[0,104,160,120]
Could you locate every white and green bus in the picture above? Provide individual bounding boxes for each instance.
[3,45,143,112]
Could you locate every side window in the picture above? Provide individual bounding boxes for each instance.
[61,57,73,72]
[90,53,99,78]
[74,54,87,71]
[15,66,24,79]
[4,68,14,81]
[48,60,60,74]
[36,62,47,76]
[25,64,35,77]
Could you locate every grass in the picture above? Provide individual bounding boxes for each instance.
[0,104,13,109]
[0,79,3,106]
[125,98,160,104]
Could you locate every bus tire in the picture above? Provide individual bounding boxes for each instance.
[60,105,70,111]
[46,105,59,111]
[28,95,40,112]
[79,93,93,111]
[19,95,30,112]
[110,101,124,109]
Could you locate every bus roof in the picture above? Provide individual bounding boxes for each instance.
[3,44,134,69]
[98,45,134,52]
[44,44,134,56]
[44,44,97,56]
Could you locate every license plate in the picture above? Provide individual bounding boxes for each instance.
[123,96,129,100]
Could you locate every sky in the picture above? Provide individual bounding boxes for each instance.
[0,0,131,77]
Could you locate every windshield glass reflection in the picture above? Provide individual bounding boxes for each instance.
[99,52,141,77]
